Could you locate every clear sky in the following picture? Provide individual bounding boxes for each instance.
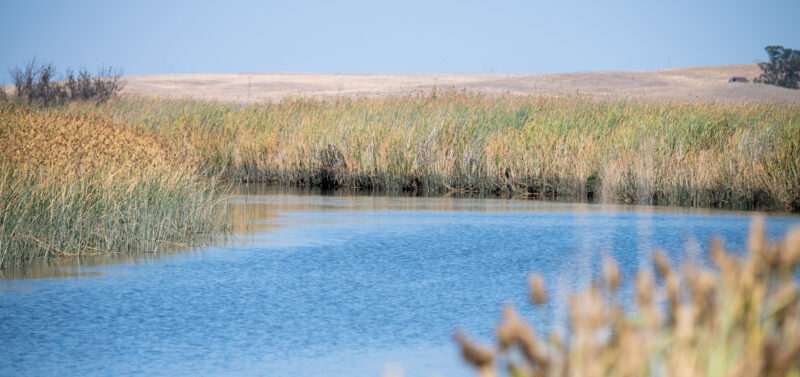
[1,0,799,82]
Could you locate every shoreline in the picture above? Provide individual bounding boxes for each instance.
[2,89,798,266]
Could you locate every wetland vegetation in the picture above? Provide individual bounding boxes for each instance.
[61,93,800,210]
[2,89,799,375]
[0,104,228,267]
[2,89,799,266]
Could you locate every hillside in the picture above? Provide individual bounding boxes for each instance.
[122,64,799,103]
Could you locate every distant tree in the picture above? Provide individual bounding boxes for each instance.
[754,45,800,89]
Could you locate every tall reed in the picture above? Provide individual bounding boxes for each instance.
[0,103,228,267]
[455,219,800,377]
[63,93,800,211]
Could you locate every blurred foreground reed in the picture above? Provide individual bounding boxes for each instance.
[455,219,800,377]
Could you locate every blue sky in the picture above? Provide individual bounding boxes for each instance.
[1,0,799,82]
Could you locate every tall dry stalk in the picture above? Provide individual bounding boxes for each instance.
[456,218,800,377]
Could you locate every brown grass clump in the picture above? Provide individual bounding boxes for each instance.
[0,104,175,174]
[456,218,800,377]
[0,103,227,267]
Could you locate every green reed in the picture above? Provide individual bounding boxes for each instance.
[62,92,800,211]
[0,164,228,267]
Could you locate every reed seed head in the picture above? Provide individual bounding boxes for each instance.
[780,228,800,269]
[454,331,494,368]
[654,250,673,280]
[749,217,767,268]
[529,273,547,305]
[603,257,620,291]
[636,270,654,309]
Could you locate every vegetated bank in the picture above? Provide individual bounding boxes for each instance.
[0,103,228,268]
[62,92,800,211]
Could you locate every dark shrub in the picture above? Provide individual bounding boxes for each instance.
[65,66,123,102]
[9,58,124,106]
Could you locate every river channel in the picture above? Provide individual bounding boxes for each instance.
[2,187,799,377]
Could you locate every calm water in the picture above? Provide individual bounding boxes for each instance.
[2,188,799,377]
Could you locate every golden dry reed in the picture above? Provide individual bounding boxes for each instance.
[63,92,800,211]
[455,219,800,377]
[0,103,228,267]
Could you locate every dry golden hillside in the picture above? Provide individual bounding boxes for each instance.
[122,64,799,103]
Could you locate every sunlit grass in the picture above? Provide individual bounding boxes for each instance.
[8,92,796,262]
[63,92,800,211]
[0,104,228,267]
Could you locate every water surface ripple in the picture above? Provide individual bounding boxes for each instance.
[2,190,799,377]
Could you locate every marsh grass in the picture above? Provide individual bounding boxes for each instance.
[63,92,800,211]
[0,104,228,267]
[455,219,800,377]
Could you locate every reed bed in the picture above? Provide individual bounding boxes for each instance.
[455,219,800,377]
[0,104,228,267]
[63,93,800,211]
